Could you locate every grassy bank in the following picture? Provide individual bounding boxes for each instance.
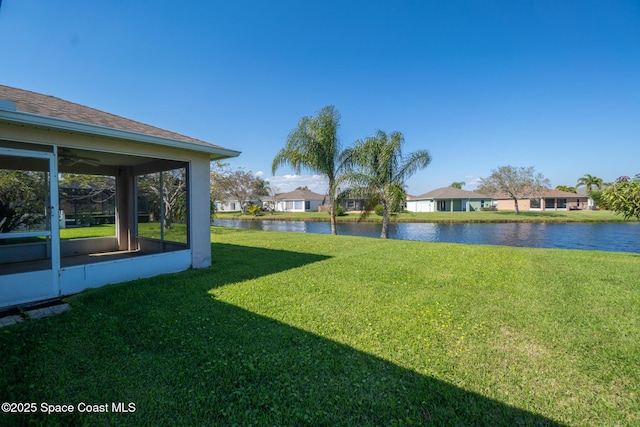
[1,228,639,425]
[215,209,632,223]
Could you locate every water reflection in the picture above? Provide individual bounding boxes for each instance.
[213,219,640,253]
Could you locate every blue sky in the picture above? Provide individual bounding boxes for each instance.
[1,0,639,194]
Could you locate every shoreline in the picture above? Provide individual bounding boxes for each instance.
[213,213,634,224]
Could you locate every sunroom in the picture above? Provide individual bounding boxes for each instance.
[0,86,239,309]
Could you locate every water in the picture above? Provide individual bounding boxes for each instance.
[213,219,640,253]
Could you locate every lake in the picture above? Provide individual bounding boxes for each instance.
[213,219,640,254]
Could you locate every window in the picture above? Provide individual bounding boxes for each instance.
[305,201,311,210]
[285,201,294,210]
[530,198,541,209]
[294,200,303,210]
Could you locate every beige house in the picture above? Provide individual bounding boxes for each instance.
[0,85,239,309]
[494,189,589,211]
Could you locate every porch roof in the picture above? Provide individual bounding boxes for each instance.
[0,85,240,160]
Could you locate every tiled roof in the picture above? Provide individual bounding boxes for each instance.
[0,85,223,148]
[412,187,489,199]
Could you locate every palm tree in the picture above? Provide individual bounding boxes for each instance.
[272,106,342,235]
[341,130,431,238]
[555,184,576,193]
[576,174,603,195]
[449,181,465,189]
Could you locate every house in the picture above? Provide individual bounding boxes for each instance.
[493,189,589,211]
[214,199,261,212]
[267,189,325,212]
[339,198,367,212]
[0,85,240,309]
[406,187,492,212]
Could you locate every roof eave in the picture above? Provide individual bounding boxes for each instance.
[0,109,241,160]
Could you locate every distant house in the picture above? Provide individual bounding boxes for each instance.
[339,198,367,212]
[214,199,261,212]
[493,189,589,211]
[406,187,492,212]
[268,189,325,212]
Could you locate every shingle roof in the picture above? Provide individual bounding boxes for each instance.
[411,187,489,200]
[0,85,224,148]
[275,189,325,200]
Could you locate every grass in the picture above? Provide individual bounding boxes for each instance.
[215,209,633,223]
[1,227,639,425]
[59,223,187,243]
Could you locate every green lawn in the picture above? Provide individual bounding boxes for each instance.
[59,223,187,243]
[1,227,639,425]
[215,209,632,223]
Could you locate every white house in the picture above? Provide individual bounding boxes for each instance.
[268,189,325,212]
[0,85,240,309]
[214,199,261,212]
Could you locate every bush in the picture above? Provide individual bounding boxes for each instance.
[336,205,345,216]
[246,204,262,217]
[76,214,94,226]
[589,190,607,210]
[480,206,497,211]
[374,204,384,216]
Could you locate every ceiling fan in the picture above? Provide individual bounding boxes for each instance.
[59,149,101,167]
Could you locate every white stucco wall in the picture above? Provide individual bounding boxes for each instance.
[406,200,434,212]
[275,199,322,212]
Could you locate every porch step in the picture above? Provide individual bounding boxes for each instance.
[0,299,71,328]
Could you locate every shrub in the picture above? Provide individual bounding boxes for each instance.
[374,204,384,216]
[589,190,607,210]
[336,205,346,216]
[246,204,262,217]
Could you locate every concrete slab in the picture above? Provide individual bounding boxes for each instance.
[26,303,71,320]
[0,303,71,328]
[0,315,24,327]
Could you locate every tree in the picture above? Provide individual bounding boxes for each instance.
[295,186,310,191]
[138,168,187,229]
[59,173,116,220]
[449,182,465,189]
[211,168,270,213]
[600,173,640,219]
[0,170,46,233]
[341,130,431,238]
[555,185,576,193]
[576,174,603,195]
[477,166,550,214]
[601,175,640,220]
[272,105,342,235]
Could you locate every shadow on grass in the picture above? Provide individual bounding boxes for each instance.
[0,243,564,426]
